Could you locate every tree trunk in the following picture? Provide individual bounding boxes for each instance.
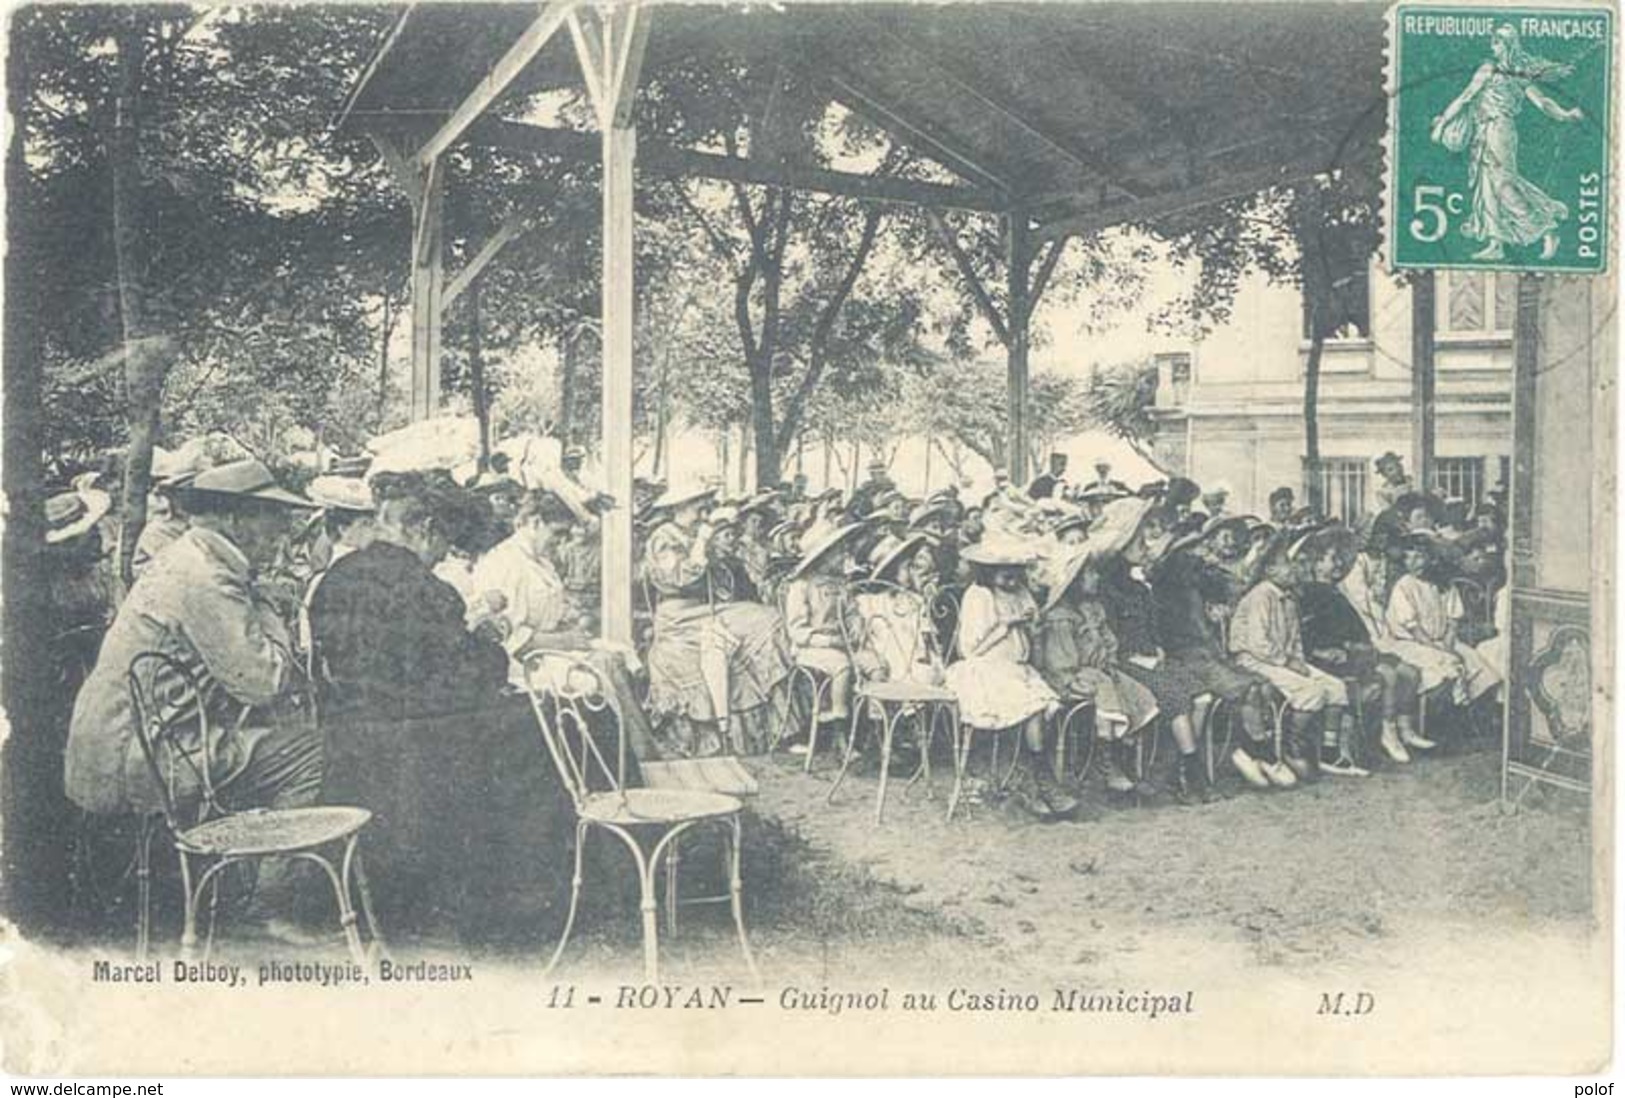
[377,282,395,428]
[557,328,579,447]
[469,279,491,472]
[111,14,158,590]
[1303,323,1326,514]
[747,353,777,489]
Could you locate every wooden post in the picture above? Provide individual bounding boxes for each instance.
[600,122,636,647]
[1410,270,1437,493]
[1006,210,1033,485]
[410,160,445,423]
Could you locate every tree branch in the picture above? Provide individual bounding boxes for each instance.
[776,204,885,450]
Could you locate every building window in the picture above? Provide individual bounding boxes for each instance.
[1155,352,1192,404]
[1434,456,1486,506]
[1441,271,1517,334]
[1316,458,1369,525]
[1302,267,1371,340]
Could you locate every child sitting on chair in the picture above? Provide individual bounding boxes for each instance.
[946,544,1070,820]
[1037,543,1162,797]
[783,522,885,726]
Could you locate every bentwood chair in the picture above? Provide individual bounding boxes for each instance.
[125,651,383,965]
[828,581,959,823]
[522,649,758,984]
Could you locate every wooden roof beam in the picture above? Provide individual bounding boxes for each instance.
[416,0,576,167]
[1034,156,1328,242]
[872,30,1141,201]
[820,68,1010,198]
[473,119,1005,213]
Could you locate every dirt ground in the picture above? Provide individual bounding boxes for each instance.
[736,738,1595,986]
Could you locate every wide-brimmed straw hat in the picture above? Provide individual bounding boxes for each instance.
[909,500,955,529]
[650,481,718,513]
[1042,540,1119,612]
[307,475,376,513]
[45,487,112,545]
[791,521,868,579]
[869,532,932,583]
[180,459,311,508]
[1081,496,1156,559]
[1295,523,1358,563]
[709,505,741,528]
[960,541,1038,568]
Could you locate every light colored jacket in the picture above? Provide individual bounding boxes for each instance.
[66,526,294,815]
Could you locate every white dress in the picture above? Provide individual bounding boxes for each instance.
[1339,554,1466,696]
[945,584,1058,730]
[1386,573,1501,703]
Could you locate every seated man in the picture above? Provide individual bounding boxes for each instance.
[783,523,886,727]
[67,459,318,932]
[1229,533,1351,782]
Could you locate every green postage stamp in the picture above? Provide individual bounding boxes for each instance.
[1387,3,1613,272]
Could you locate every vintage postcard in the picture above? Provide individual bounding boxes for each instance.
[0,0,1615,1078]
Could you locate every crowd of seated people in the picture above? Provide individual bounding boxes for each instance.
[623,451,1509,820]
[52,442,1513,953]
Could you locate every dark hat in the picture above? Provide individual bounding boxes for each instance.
[182,459,310,508]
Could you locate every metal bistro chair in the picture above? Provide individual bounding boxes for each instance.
[777,579,853,772]
[522,649,757,984]
[828,581,959,823]
[125,651,383,965]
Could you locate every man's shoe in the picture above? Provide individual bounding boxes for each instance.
[1260,760,1299,788]
[1321,756,1372,778]
[1380,725,1412,764]
[1230,747,1271,789]
[1284,754,1314,782]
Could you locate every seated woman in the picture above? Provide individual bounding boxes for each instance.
[1037,542,1163,798]
[642,483,794,757]
[946,544,1072,820]
[1229,533,1351,783]
[309,471,576,947]
[1297,526,1428,768]
[470,488,657,761]
[783,522,887,726]
[855,532,947,687]
[1385,534,1502,738]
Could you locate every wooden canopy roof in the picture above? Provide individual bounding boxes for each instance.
[337,1,1390,239]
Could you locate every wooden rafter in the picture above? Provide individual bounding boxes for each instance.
[416,0,575,167]
[471,119,1003,213]
[445,213,529,307]
[1029,237,1068,309]
[926,210,1009,347]
[868,28,1140,201]
[1033,155,1329,242]
[819,67,1009,197]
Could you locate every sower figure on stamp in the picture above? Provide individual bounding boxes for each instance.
[1430,23,1584,261]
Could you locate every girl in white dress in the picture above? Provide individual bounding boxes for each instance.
[1385,536,1502,743]
[946,544,1070,818]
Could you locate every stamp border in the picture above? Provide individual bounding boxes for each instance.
[1383,0,1616,274]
